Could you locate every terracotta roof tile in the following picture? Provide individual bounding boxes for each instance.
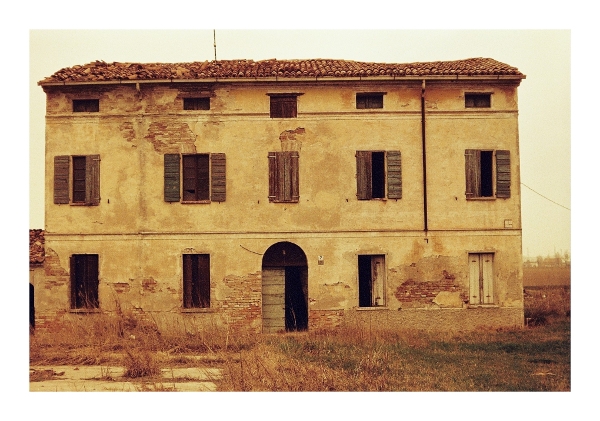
[29,229,44,265]
[39,58,524,84]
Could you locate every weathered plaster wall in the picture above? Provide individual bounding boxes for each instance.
[41,79,524,332]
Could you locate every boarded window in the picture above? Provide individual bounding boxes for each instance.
[356,93,384,109]
[70,254,99,309]
[164,153,226,203]
[183,254,210,308]
[358,255,385,307]
[73,99,99,112]
[465,149,510,199]
[269,95,298,118]
[469,253,494,305]
[54,155,100,205]
[183,97,210,110]
[465,93,491,108]
[356,150,402,200]
[268,151,299,203]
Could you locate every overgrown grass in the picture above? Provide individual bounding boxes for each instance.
[30,287,570,391]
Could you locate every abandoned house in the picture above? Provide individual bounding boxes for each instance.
[35,57,526,333]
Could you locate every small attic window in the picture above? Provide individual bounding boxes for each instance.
[465,93,491,108]
[184,97,210,110]
[356,93,384,109]
[73,99,99,112]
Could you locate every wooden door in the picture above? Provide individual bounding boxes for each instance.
[262,268,285,333]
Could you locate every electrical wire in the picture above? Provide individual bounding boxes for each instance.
[521,182,570,211]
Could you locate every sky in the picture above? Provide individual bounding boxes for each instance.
[29,28,571,258]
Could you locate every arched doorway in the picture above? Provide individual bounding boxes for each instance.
[262,242,308,333]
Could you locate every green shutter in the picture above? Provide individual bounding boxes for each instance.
[210,153,226,202]
[54,156,70,204]
[465,149,480,198]
[164,154,181,202]
[356,151,372,200]
[386,150,402,199]
[86,155,100,205]
[495,150,511,198]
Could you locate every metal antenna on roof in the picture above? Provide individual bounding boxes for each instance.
[213,30,217,62]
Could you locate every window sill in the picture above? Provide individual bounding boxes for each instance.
[466,304,499,309]
[69,308,101,314]
[466,197,496,201]
[181,200,211,204]
[181,308,214,313]
[356,306,389,311]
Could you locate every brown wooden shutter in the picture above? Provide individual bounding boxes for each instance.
[85,254,99,308]
[268,152,279,202]
[86,155,100,205]
[287,151,299,202]
[54,156,70,204]
[495,150,511,198]
[164,154,181,202]
[356,151,372,200]
[210,153,226,202]
[386,150,402,199]
[465,149,480,198]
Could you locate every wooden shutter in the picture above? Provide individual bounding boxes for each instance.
[386,150,402,199]
[495,150,511,198]
[54,156,70,204]
[210,153,226,202]
[465,149,481,198]
[268,152,279,202]
[356,151,372,200]
[86,155,100,205]
[164,154,181,202]
[468,254,481,304]
[85,254,99,308]
[286,151,299,202]
[481,253,494,304]
[262,268,286,333]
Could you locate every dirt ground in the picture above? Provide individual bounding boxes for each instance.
[29,365,222,392]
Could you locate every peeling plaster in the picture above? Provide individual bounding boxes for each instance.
[280,127,305,151]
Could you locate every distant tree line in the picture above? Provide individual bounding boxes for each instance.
[523,251,570,268]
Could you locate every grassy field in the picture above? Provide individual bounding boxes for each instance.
[523,266,570,287]
[30,282,570,391]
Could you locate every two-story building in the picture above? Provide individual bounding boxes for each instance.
[36,57,525,333]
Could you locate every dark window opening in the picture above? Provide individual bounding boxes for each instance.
[71,254,99,309]
[72,156,87,203]
[183,97,210,110]
[183,254,210,308]
[183,154,210,202]
[285,266,308,331]
[270,95,298,118]
[480,151,494,197]
[371,152,386,199]
[358,255,385,307]
[73,99,99,112]
[465,93,491,108]
[356,93,384,109]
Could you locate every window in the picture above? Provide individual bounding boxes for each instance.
[269,94,299,118]
[356,93,384,109]
[358,255,385,307]
[183,254,210,308]
[183,97,210,110]
[70,254,99,309]
[468,253,494,305]
[73,99,99,112]
[53,155,100,205]
[268,151,299,203]
[465,93,491,108]
[164,153,226,203]
[464,149,510,199]
[356,150,402,200]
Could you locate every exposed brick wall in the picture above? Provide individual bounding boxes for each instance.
[309,309,345,331]
[394,270,468,308]
[218,272,262,333]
